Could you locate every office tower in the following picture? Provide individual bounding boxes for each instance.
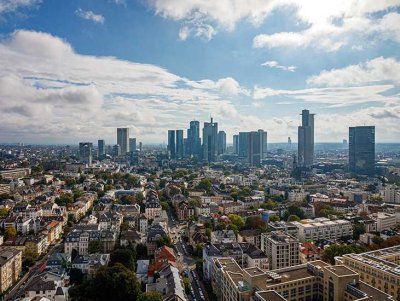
[349,126,375,175]
[176,130,184,159]
[261,231,300,270]
[117,128,129,155]
[343,139,348,148]
[113,144,121,157]
[288,137,292,150]
[187,120,201,158]
[167,130,176,158]
[139,142,142,152]
[129,138,137,152]
[98,140,105,158]
[217,131,226,155]
[202,117,218,162]
[233,135,239,155]
[248,131,261,166]
[298,109,315,168]
[79,142,93,166]
[238,132,249,158]
[258,129,268,159]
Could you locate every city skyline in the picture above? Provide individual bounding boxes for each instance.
[0,1,399,144]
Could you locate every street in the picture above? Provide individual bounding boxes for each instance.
[4,243,62,301]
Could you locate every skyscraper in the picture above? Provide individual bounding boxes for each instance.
[129,138,137,153]
[167,130,176,158]
[187,121,201,158]
[217,131,226,155]
[117,128,129,155]
[176,130,184,159]
[233,134,239,155]
[298,109,315,168]
[258,129,268,160]
[248,131,261,166]
[202,117,218,162]
[349,126,375,175]
[98,139,105,158]
[238,132,249,158]
[79,142,93,166]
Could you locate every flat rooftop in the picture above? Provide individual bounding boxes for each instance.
[325,265,358,277]
[255,290,287,301]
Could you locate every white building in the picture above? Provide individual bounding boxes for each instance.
[371,212,397,232]
[292,218,353,242]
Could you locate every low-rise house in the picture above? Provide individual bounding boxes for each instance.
[210,230,236,244]
[237,229,261,249]
[146,223,168,256]
[72,253,110,275]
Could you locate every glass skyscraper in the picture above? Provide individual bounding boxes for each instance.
[349,126,375,175]
[298,109,315,168]
[202,117,218,162]
[117,128,129,155]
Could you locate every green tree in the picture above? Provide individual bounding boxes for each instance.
[245,216,267,231]
[353,223,365,240]
[269,215,280,222]
[182,276,191,294]
[287,215,301,222]
[196,178,212,194]
[283,205,305,220]
[228,214,245,229]
[5,225,17,239]
[0,208,9,217]
[110,248,136,271]
[69,263,141,301]
[136,243,148,259]
[88,241,102,254]
[260,199,277,210]
[322,244,366,264]
[56,193,74,206]
[23,242,39,267]
[138,292,163,301]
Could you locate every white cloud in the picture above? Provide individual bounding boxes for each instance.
[0,0,40,14]
[307,57,400,87]
[75,8,105,24]
[0,30,250,143]
[262,60,297,72]
[147,0,400,46]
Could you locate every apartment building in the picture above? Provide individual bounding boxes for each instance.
[338,246,400,299]
[370,212,397,232]
[292,218,353,242]
[260,231,300,270]
[211,257,393,301]
[0,247,22,293]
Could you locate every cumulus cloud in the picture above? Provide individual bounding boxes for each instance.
[262,60,297,72]
[307,57,400,87]
[147,0,400,47]
[0,0,40,14]
[75,8,105,24]
[0,30,249,143]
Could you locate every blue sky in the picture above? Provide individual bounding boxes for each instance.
[0,0,400,144]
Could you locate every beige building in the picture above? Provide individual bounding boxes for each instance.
[0,247,22,293]
[292,218,353,242]
[338,246,400,299]
[211,257,393,301]
[261,231,300,270]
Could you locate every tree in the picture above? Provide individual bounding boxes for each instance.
[23,242,39,267]
[69,263,141,301]
[0,208,9,217]
[56,193,74,206]
[260,200,277,210]
[287,215,301,222]
[5,226,17,239]
[160,201,169,211]
[110,248,136,271]
[353,223,365,240]
[69,268,84,285]
[182,276,191,294]
[283,205,305,220]
[138,292,163,301]
[322,244,366,264]
[196,178,212,194]
[228,214,245,229]
[245,216,266,231]
[269,215,280,222]
[88,241,102,254]
[136,243,148,259]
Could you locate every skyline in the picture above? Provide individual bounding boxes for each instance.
[0,0,400,144]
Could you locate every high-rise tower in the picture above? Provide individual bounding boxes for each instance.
[349,126,375,175]
[117,128,129,155]
[202,117,218,162]
[298,109,315,168]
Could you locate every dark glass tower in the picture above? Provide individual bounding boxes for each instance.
[349,126,375,175]
[188,121,201,158]
[176,130,184,159]
[167,130,176,158]
[298,109,315,168]
[202,117,218,162]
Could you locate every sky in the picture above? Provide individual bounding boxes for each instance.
[0,0,399,144]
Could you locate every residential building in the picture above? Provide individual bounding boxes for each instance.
[292,218,353,242]
[261,231,300,270]
[79,142,93,166]
[0,247,22,293]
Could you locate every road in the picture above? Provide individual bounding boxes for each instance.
[5,243,62,301]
